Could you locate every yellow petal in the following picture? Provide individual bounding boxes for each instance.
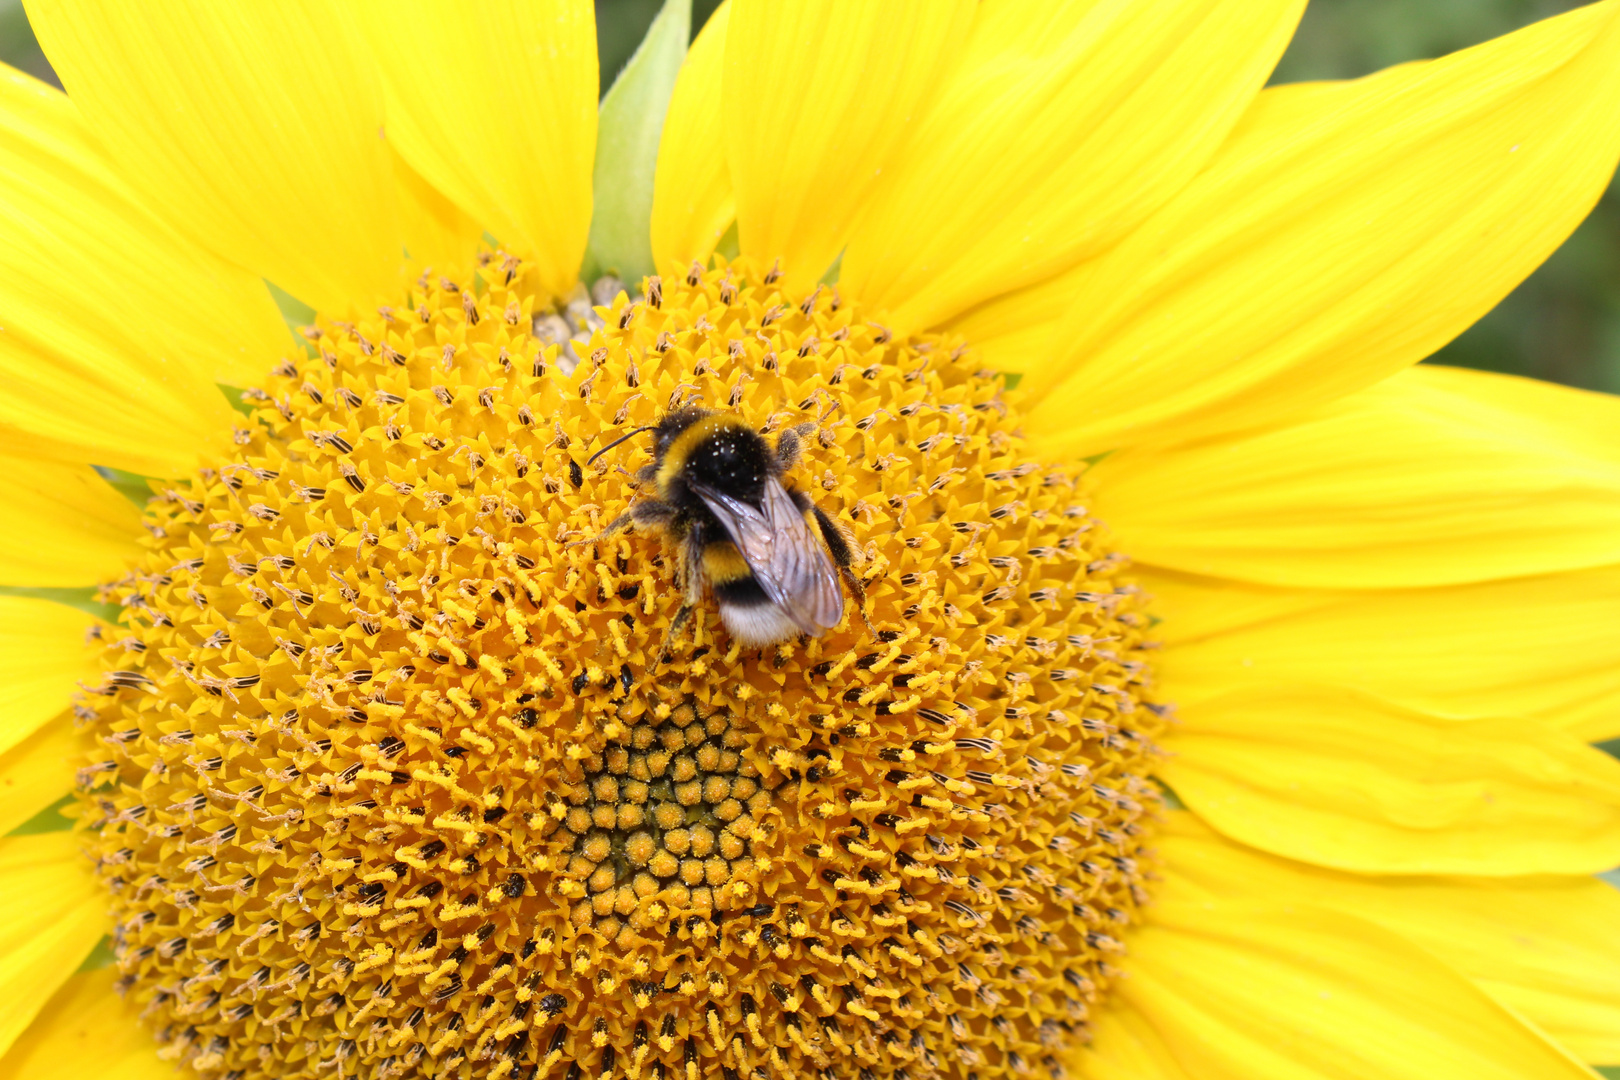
[1025,0,1620,458]
[649,1,734,272]
[0,832,106,1060]
[0,65,286,475]
[1082,1002,1195,1080]
[0,65,287,392]
[1097,365,1620,588]
[841,0,1305,336]
[0,718,78,837]
[354,0,596,300]
[1146,565,1620,741]
[1159,812,1620,1065]
[30,0,405,314]
[394,147,484,274]
[0,968,161,1080]
[1160,684,1620,875]
[948,263,1077,387]
[723,0,975,295]
[0,597,98,759]
[1087,900,1593,1079]
[0,456,141,588]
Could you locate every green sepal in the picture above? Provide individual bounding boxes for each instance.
[219,383,257,417]
[582,0,691,286]
[75,936,116,973]
[92,464,155,508]
[0,584,121,622]
[266,279,315,334]
[8,794,75,837]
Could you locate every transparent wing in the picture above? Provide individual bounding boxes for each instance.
[689,477,844,636]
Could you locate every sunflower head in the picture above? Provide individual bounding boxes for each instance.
[75,257,1164,1079]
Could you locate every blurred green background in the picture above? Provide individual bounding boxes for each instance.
[3,0,1614,393]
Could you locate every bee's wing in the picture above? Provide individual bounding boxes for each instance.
[689,477,844,636]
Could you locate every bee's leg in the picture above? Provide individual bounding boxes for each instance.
[566,497,676,548]
[802,499,862,567]
[565,511,633,549]
[658,532,707,662]
[659,605,696,664]
[631,498,679,528]
[807,502,875,638]
[772,421,819,474]
[836,568,874,638]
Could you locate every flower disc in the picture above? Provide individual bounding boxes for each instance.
[75,257,1165,1080]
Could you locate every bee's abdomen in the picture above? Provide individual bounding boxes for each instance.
[704,542,770,606]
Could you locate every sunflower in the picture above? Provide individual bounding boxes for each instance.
[3,0,1620,1078]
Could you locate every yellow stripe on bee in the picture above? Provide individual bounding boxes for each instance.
[702,540,753,585]
[655,412,752,493]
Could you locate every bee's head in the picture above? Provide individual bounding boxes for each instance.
[652,405,714,459]
[682,417,770,501]
[591,407,770,502]
[585,406,714,468]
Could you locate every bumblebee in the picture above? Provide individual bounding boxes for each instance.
[583,406,864,648]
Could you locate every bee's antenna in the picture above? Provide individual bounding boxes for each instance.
[586,425,657,467]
